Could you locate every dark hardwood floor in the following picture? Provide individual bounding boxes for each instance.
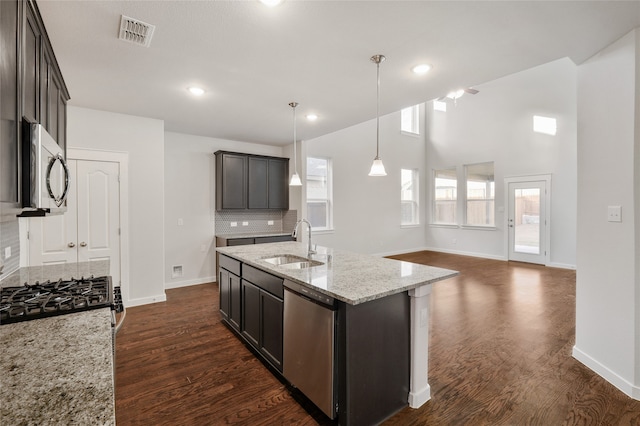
[115,251,640,425]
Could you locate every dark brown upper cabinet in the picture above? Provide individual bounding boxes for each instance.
[215,151,289,211]
[1,0,70,216]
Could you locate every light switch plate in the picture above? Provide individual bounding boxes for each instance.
[4,247,11,259]
[607,205,622,222]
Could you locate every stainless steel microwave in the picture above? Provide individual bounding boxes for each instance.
[21,121,70,215]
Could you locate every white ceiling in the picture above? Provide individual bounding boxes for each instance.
[37,0,640,146]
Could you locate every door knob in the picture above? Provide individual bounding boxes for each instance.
[68,242,75,248]
[80,242,87,247]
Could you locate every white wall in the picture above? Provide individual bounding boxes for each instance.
[163,131,283,287]
[67,106,165,307]
[574,29,640,399]
[304,107,429,255]
[425,58,577,267]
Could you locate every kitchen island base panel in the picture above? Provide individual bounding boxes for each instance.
[409,284,432,408]
[337,291,410,426]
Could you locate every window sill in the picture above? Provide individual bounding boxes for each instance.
[311,228,335,235]
[400,223,421,229]
[401,130,421,138]
[460,225,497,231]
[429,223,459,229]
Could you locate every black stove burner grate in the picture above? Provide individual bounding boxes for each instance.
[0,276,113,325]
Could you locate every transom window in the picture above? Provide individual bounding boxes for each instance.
[401,104,420,135]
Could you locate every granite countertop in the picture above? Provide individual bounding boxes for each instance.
[217,242,458,305]
[216,231,293,240]
[0,308,115,425]
[0,260,110,287]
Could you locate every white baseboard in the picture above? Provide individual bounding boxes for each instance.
[126,293,167,308]
[572,345,640,400]
[165,276,216,290]
[374,246,429,257]
[546,262,576,270]
[423,246,507,261]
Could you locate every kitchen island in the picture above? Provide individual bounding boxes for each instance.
[217,241,458,425]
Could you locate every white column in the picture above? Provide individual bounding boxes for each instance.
[408,283,432,408]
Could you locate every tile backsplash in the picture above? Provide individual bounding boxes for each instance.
[1,219,20,278]
[215,210,298,235]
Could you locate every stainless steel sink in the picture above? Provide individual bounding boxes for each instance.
[261,254,324,269]
[279,260,324,269]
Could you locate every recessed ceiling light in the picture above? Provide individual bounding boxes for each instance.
[187,87,205,96]
[259,0,283,7]
[412,64,432,74]
[306,114,318,121]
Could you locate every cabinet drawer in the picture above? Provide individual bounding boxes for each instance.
[219,254,241,276]
[227,238,255,246]
[243,264,284,299]
[255,235,294,244]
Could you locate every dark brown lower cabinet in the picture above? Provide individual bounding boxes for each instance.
[218,265,241,332]
[241,278,283,372]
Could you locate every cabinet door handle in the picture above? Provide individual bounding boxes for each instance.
[68,242,75,248]
[79,242,87,247]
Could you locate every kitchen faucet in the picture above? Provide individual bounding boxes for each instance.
[292,219,316,258]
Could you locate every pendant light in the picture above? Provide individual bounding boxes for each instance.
[289,102,302,186]
[369,54,387,177]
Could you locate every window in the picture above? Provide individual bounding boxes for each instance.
[465,162,495,226]
[401,104,420,135]
[433,168,457,224]
[533,115,557,135]
[433,100,447,112]
[401,169,419,225]
[306,157,332,230]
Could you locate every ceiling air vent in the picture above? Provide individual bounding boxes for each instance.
[119,15,155,47]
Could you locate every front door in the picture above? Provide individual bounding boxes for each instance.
[507,180,547,264]
[28,159,121,283]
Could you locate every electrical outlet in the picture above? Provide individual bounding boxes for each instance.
[607,205,622,222]
[177,218,184,226]
[268,220,274,226]
[242,221,248,226]
[230,222,237,227]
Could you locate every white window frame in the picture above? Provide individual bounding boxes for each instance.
[401,104,420,135]
[463,162,495,228]
[432,168,458,226]
[306,156,333,231]
[401,168,419,226]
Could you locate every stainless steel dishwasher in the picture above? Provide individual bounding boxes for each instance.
[283,279,337,419]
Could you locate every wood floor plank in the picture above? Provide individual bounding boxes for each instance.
[114,251,640,425]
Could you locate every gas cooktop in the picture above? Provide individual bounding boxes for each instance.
[0,276,113,325]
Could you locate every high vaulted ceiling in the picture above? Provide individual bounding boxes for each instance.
[37,0,640,146]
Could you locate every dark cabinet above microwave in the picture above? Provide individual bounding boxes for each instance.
[1,0,70,219]
[215,151,289,211]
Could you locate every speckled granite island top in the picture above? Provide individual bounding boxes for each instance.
[0,308,115,425]
[217,241,458,305]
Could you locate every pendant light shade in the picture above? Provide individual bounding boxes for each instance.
[289,102,302,186]
[369,54,387,177]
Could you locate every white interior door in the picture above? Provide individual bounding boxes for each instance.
[29,159,121,283]
[76,160,121,280]
[507,180,548,264]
